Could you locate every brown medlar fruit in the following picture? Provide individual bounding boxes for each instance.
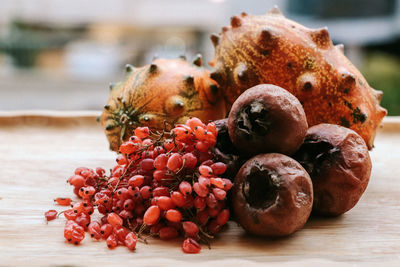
[228,84,307,156]
[232,153,313,236]
[293,123,372,216]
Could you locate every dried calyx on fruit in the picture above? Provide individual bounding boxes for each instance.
[233,153,313,236]
[228,84,308,156]
[101,57,226,151]
[294,123,372,216]
[47,117,233,253]
[209,7,386,149]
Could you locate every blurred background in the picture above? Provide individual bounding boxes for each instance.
[0,0,399,114]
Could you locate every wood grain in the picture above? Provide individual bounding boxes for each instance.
[0,112,399,266]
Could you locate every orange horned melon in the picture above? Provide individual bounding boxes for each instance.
[209,7,386,149]
[101,56,226,151]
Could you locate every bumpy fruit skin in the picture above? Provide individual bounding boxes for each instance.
[293,123,372,216]
[233,153,313,236]
[228,84,307,156]
[101,57,226,151]
[209,7,386,149]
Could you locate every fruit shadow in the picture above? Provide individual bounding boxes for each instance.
[232,214,345,254]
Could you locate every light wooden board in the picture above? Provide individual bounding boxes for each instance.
[1,111,400,266]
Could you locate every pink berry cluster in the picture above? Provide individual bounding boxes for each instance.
[46,117,232,253]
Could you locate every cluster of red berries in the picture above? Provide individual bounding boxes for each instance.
[46,117,232,253]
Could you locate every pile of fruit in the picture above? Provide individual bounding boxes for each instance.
[45,7,384,254]
[46,118,232,253]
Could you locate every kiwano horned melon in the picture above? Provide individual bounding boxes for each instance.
[209,7,387,149]
[101,56,226,151]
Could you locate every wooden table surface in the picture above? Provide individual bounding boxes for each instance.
[1,111,400,267]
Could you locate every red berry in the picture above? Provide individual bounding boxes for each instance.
[199,165,213,177]
[207,207,219,218]
[167,153,183,172]
[116,154,127,165]
[222,178,233,191]
[45,210,57,221]
[210,178,225,189]
[206,193,218,209]
[204,131,216,145]
[193,182,208,198]
[194,141,210,152]
[140,186,152,199]
[64,220,85,245]
[54,197,72,206]
[143,205,160,225]
[154,154,168,170]
[194,196,207,210]
[94,192,109,205]
[182,153,197,169]
[152,146,165,158]
[212,187,226,200]
[116,188,130,200]
[163,139,175,152]
[129,135,142,143]
[125,232,137,250]
[107,177,119,188]
[206,122,217,136]
[128,186,141,199]
[198,176,210,188]
[217,209,230,226]
[96,167,105,176]
[186,117,204,131]
[200,159,214,166]
[182,221,199,238]
[72,202,85,215]
[107,213,123,229]
[68,175,85,188]
[179,181,192,196]
[172,127,191,141]
[78,186,96,199]
[210,162,227,175]
[165,209,182,223]
[152,186,170,197]
[74,167,88,175]
[88,222,101,240]
[75,212,91,230]
[119,210,133,219]
[171,191,186,207]
[155,196,175,211]
[142,138,153,148]
[134,127,150,139]
[193,126,206,140]
[140,158,155,171]
[106,234,118,249]
[123,199,135,210]
[182,238,201,254]
[128,175,145,187]
[101,224,113,239]
[64,209,77,220]
[114,227,129,242]
[120,141,138,154]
